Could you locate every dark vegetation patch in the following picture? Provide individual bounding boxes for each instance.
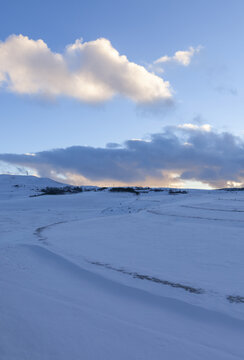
[168,189,188,195]
[47,186,83,194]
[109,186,165,194]
[90,261,204,294]
[108,186,166,194]
[134,186,150,190]
[41,187,67,195]
[30,186,83,197]
[220,188,244,192]
[109,187,139,195]
[134,187,151,193]
[227,295,244,304]
[29,185,187,197]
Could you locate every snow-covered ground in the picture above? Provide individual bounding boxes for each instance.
[1,175,244,359]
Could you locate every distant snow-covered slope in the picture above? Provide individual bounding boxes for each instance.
[0,174,67,199]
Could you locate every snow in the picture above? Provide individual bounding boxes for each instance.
[1,175,244,359]
[0,174,66,200]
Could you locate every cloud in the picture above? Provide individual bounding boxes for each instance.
[1,125,244,188]
[0,34,173,105]
[177,123,211,132]
[154,46,202,66]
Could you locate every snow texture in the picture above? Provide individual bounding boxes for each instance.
[1,175,244,359]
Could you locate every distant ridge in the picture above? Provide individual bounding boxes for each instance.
[0,174,67,199]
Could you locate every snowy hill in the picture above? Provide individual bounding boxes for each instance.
[1,175,244,359]
[0,174,66,199]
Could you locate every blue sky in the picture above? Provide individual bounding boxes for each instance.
[1,0,244,188]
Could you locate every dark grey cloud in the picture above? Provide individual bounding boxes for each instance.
[1,126,244,187]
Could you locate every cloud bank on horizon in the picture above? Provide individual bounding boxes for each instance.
[0,34,173,105]
[1,125,244,188]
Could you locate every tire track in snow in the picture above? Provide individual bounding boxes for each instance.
[33,208,244,304]
[89,260,244,304]
[89,260,204,294]
[147,210,244,223]
[181,205,244,213]
[34,221,68,244]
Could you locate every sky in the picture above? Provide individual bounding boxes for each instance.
[0,0,244,188]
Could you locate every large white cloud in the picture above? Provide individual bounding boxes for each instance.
[0,35,172,104]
